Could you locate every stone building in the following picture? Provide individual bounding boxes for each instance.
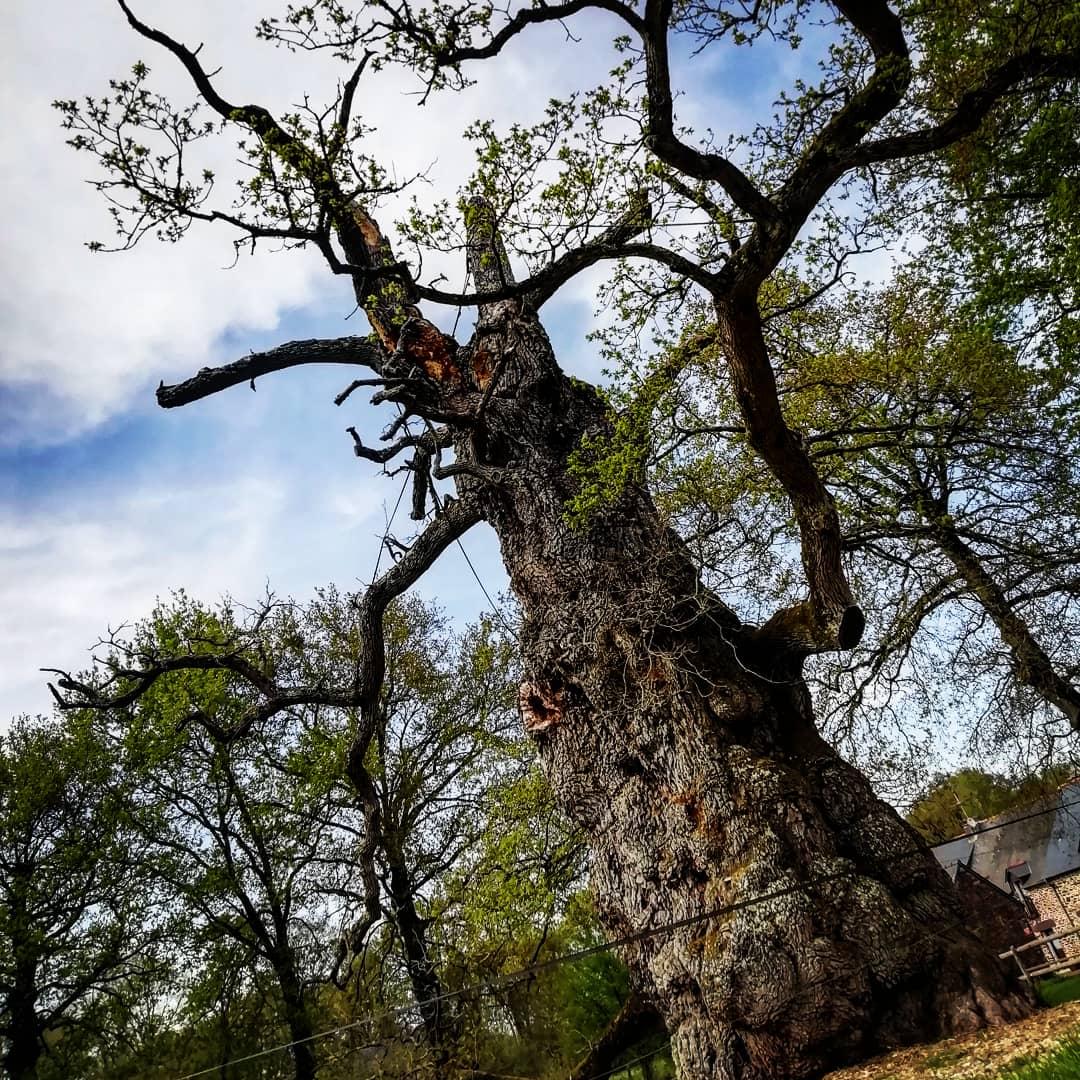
[932,780,1080,962]
[946,862,1033,956]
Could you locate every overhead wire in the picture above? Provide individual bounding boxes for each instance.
[455,534,519,643]
[165,793,1080,1080]
[369,465,411,585]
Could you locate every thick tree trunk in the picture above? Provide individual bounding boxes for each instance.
[451,308,1032,1079]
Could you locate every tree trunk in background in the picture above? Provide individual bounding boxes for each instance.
[451,306,1031,1079]
[2,992,41,1080]
[273,957,317,1080]
[929,519,1080,728]
[386,851,459,1067]
[3,876,43,1080]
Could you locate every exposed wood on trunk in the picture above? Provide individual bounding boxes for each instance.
[338,205,422,351]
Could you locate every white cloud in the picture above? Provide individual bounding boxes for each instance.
[0,471,293,717]
[1,0,631,446]
[0,1,738,724]
[0,460,506,721]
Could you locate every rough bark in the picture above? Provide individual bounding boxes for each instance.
[414,233,1030,1074]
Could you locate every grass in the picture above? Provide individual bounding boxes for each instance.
[921,1045,968,1070]
[995,1031,1080,1078]
[1036,972,1080,1007]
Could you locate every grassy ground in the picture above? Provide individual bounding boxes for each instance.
[1035,973,1080,1007]
[996,1031,1080,1078]
[823,999,1080,1079]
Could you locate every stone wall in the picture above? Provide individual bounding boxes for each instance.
[1027,870,1080,961]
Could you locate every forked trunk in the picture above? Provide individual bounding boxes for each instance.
[453,307,1031,1079]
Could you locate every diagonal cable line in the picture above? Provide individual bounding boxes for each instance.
[167,794,1080,1080]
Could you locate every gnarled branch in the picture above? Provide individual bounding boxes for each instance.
[847,48,1080,168]
[157,336,388,407]
[642,0,776,223]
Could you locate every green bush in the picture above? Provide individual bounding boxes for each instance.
[1036,974,1080,1007]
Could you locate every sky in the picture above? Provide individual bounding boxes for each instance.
[0,1,842,723]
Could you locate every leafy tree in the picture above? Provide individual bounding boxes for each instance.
[51,2,1080,1076]
[329,595,521,1064]
[907,765,1079,845]
[109,595,351,1080]
[59,588,523,1077]
[0,715,166,1080]
[641,269,1080,785]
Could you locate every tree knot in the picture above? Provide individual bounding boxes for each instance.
[519,680,566,734]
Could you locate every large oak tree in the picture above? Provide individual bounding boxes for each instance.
[51,1,1080,1076]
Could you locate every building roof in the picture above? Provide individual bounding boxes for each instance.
[931,781,1080,892]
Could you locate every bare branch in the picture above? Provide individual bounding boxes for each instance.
[116,0,289,141]
[157,336,388,408]
[47,498,483,749]
[716,294,862,656]
[431,0,647,65]
[389,193,660,312]
[642,0,776,223]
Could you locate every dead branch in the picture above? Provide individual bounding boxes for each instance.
[158,336,388,408]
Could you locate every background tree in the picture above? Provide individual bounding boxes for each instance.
[636,268,1080,792]
[327,594,520,1065]
[51,1,1080,1076]
[906,765,1079,845]
[112,593,356,1080]
[62,587,525,1077]
[0,714,166,1080]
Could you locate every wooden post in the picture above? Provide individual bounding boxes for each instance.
[1008,945,1028,982]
